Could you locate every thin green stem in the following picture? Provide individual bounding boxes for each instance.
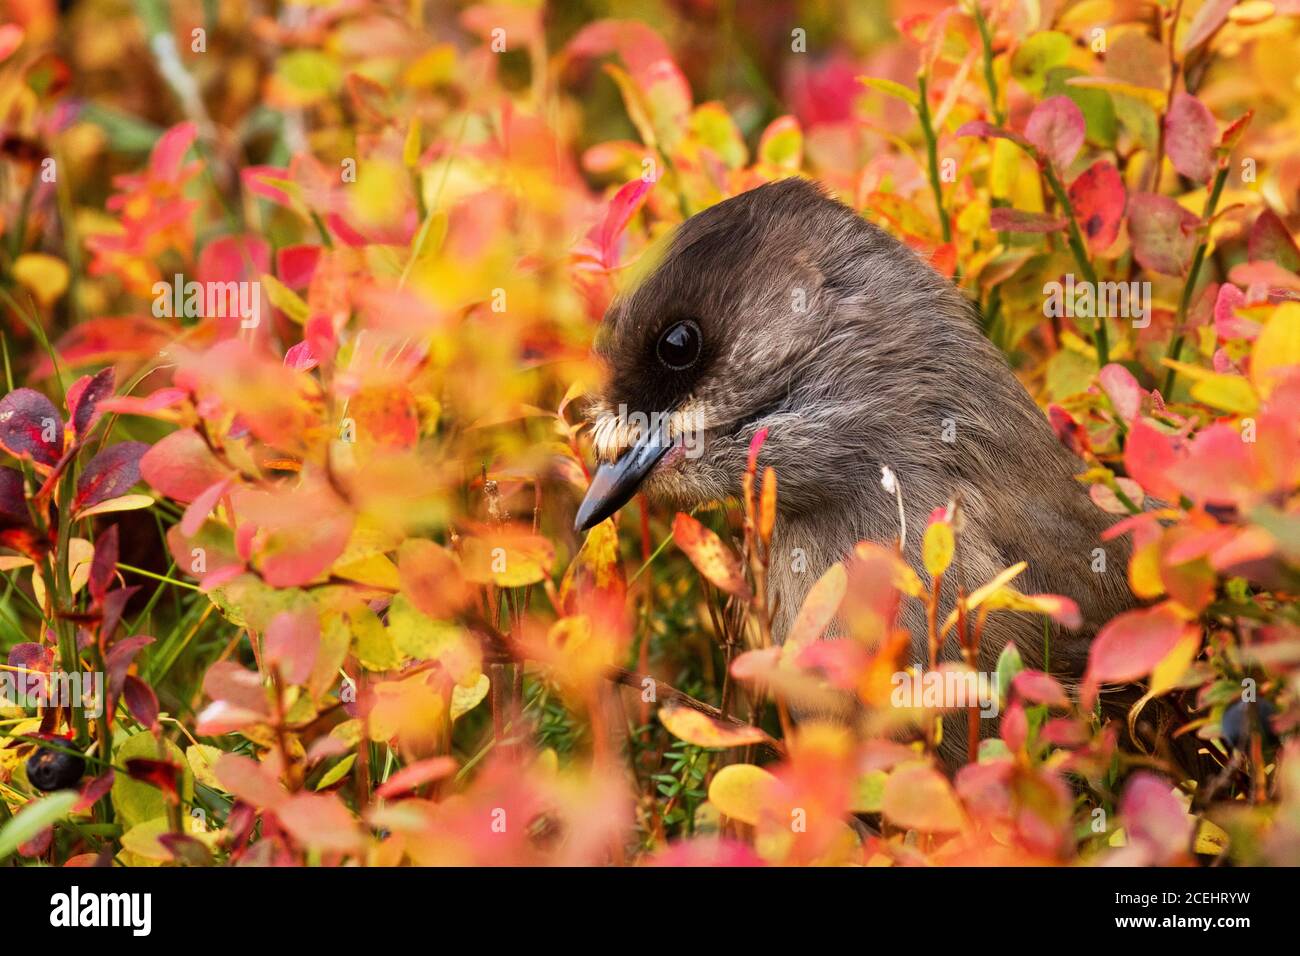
[916,73,952,244]
[1042,162,1109,366]
[1162,163,1230,395]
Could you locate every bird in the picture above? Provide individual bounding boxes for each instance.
[573,177,1137,761]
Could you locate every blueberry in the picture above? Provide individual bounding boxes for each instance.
[1221,699,1278,751]
[26,746,86,792]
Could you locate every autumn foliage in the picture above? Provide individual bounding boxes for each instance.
[0,0,1299,867]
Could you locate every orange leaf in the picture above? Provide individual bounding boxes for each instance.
[671,512,751,599]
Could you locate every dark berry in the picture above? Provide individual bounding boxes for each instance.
[1221,699,1278,751]
[25,746,86,792]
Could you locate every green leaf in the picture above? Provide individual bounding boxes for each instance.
[1011,32,1072,95]
[112,732,193,828]
[995,641,1025,711]
[0,790,79,860]
[315,754,357,791]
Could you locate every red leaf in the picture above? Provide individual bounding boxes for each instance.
[74,770,115,813]
[276,244,321,288]
[1248,209,1300,274]
[0,388,63,468]
[1025,95,1085,171]
[0,466,28,522]
[988,208,1066,233]
[1128,193,1199,276]
[105,634,154,725]
[374,756,458,798]
[66,367,115,440]
[124,757,181,803]
[140,428,231,503]
[1124,419,1185,502]
[73,441,148,512]
[1164,92,1217,183]
[122,675,160,729]
[1068,160,1126,254]
[89,524,119,605]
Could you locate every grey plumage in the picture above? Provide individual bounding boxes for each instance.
[583,178,1136,759]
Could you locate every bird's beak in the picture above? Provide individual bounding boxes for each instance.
[574,424,671,532]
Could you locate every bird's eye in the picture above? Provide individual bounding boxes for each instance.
[656,319,702,370]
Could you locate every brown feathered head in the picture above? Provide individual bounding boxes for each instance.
[575,178,1135,708]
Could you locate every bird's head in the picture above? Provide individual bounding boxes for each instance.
[574,177,954,532]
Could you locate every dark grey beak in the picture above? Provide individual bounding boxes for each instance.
[574,425,671,532]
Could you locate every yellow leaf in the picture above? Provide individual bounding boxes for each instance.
[1129,538,1166,600]
[922,520,955,577]
[1190,373,1258,414]
[1251,302,1300,397]
[12,253,69,307]
[33,537,94,608]
[881,761,966,833]
[1149,632,1200,696]
[331,552,401,590]
[186,744,226,792]
[1065,75,1167,109]
[659,705,772,749]
[786,563,847,648]
[75,493,155,520]
[403,118,422,167]
[708,764,778,825]
[261,273,309,324]
[451,673,490,721]
[1193,817,1230,855]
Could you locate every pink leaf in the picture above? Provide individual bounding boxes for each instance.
[598,178,654,269]
[215,753,286,810]
[150,122,199,182]
[1012,670,1070,709]
[1120,771,1192,863]
[1165,92,1217,183]
[97,387,187,420]
[1181,0,1236,54]
[275,792,363,854]
[1213,283,1260,340]
[140,429,231,503]
[1128,193,1199,276]
[1099,363,1144,422]
[1082,604,1192,708]
[265,610,320,686]
[1025,96,1085,171]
